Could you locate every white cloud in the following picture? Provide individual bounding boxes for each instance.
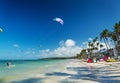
[38,39,82,58]
[65,39,76,47]
[16,39,114,59]
[21,39,114,59]
[53,46,82,57]
[36,39,111,58]
[13,44,20,48]
[88,37,93,41]
[38,46,82,57]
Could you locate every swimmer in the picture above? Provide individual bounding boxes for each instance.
[6,62,11,68]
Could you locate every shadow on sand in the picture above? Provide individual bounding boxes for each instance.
[10,66,120,83]
[45,66,120,83]
[10,78,44,83]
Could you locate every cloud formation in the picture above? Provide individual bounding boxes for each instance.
[38,39,82,58]
[65,39,76,47]
[20,38,111,59]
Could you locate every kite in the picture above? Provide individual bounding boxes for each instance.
[0,28,3,32]
[53,17,64,25]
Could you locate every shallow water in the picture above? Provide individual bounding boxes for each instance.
[0,59,69,82]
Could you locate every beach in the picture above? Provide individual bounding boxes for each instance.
[1,59,119,83]
[41,60,120,83]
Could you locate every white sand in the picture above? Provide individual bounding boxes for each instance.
[9,59,120,83]
[41,60,120,83]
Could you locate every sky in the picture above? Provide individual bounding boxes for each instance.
[0,0,120,59]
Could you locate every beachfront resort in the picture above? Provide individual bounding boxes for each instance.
[76,21,120,63]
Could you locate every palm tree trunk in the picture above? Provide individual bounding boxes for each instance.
[104,38,109,50]
[114,41,118,57]
[116,33,119,47]
[105,38,111,49]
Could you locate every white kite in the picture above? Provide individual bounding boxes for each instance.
[53,17,64,25]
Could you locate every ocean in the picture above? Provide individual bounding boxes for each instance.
[0,59,69,83]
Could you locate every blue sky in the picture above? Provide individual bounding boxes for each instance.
[0,0,120,59]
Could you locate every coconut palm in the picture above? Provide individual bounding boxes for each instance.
[109,32,117,47]
[87,42,93,58]
[93,37,98,44]
[93,37,99,51]
[100,44,104,48]
[114,22,120,41]
[78,49,87,59]
[88,42,93,52]
[88,42,91,48]
[114,22,120,51]
[100,29,111,50]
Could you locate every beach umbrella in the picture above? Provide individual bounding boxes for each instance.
[53,17,64,25]
[0,28,3,32]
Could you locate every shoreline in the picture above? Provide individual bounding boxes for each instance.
[7,59,120,83]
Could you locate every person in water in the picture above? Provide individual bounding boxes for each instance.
[7,62,11,67]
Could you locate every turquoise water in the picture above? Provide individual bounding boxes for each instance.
[0,59,68,82]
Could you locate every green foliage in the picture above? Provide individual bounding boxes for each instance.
[76,21,120,60]
[100,29,111,49]
[100,44,104,48]
[77,49,87,59]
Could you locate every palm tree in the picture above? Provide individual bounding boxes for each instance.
[109,32,117,47]
[93,37,99,51]
[79,49,87,59]
[76,54,81,59]
[87,42,92,58]
[110,32,118,57]
[99,44,104,52]
[114,22,120,52]
[93,37,98,44]
[88,42,91,48]
[87,37,99,57]
[100,29,111,50]
[96,42,100,52]
[88,42,93,55]
[96,42,99,46]
[114,22,120,41]
[100,44,104,49]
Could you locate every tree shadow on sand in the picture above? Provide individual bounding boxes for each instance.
[45,66,120,83]
[10,78,44,83]
[10,66,120,83]
[46,72,71,76]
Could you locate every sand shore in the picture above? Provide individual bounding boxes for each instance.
[10,59,120,83]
